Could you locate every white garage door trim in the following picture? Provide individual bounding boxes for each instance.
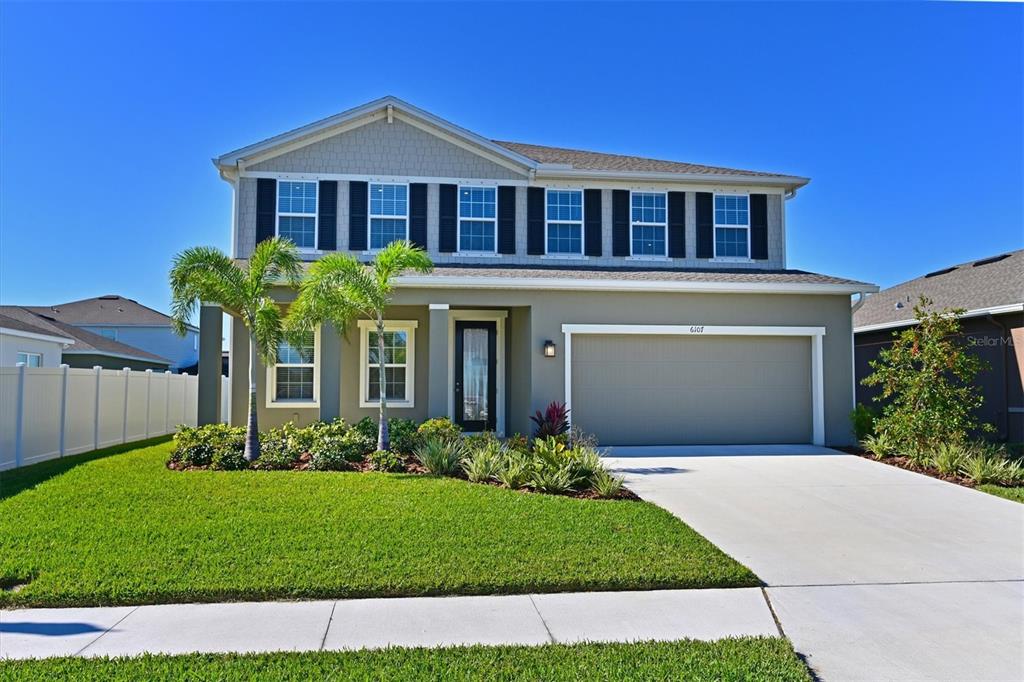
[561,324,826,446]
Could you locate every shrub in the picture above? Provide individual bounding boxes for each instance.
[308,429,370,471]
[252,424,304,470]
[495,451,531,489]
[531,437,569,468]
[369,450,404,473]
[566,446,605,486]
[463,430,500,452]
[353,417,378,442]
[931,442,971,476]
[505,433,529,453]
[860,433,892,460]
[567,426,598,449]
[961,452,1004,485]
[386,418,421,455]
[211,446,248,471]
[904,444,932,469]
[415,437,464,476]
[417,417,462,444]
[590,470,625,499]
[464,442,504,483]
[530,463,580,495]
[530,401,570,440]
[170,424,244,467]
[862,296,992,453]
[850,403,876,441]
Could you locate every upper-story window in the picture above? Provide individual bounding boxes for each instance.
[369,183,408,250]
[278,181,318,250]
[714,194,750,259]
[546,189,583,255]
[458,186,497,253]
[631,192,667,257]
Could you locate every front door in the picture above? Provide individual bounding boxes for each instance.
[454,321,497,432]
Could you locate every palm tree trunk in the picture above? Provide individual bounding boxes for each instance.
[376,312,389,452]
[244,332,261,461]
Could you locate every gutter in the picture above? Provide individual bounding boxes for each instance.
[854,302,1024,334]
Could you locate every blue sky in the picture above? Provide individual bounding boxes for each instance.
[2,2,1021,314]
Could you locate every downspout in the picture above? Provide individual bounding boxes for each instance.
[984,313,1011,441]
[850,292,871,411]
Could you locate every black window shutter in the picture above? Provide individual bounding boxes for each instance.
[750,194,768,260]
[409,183,428,249]
[611,189,629,257]
[256,178,276,245]
[667,192,686,258]
[584,189,602,257]
[438,184,457,253]
[497,186,516,254]
[317,181,337,251]
[526,187,545,255]
[696,192,714,259]
[348,181,367,251]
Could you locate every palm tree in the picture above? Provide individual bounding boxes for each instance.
[169,237,302,461]
[287,240,432,452]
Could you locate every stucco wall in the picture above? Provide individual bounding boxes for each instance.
[0,333,64,368]
[231,288,855,445]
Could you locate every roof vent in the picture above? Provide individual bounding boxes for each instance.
[98,295,120,300]
[895,302,904,310]
[972,253,1010,267]
[924,266,957,278]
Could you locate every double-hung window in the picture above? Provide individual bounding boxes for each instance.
[369,183,408,250]
[545,189,583,255]
[269,330,317,405]
[16,352,42,367]
[359,320,416,407]
[714,194,750,259]
[458,186,497,253]
[277,181,318,250]
[630,192,667,257]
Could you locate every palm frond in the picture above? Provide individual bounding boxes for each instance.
[247,237,303,300]
[251,299,285,365]
[168,246,246,335]
[372,241,433,295]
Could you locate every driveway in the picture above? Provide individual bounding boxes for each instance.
[604,446,1024,681]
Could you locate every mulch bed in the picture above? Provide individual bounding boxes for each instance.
[836,446,1021,490]
[168,453,639,501]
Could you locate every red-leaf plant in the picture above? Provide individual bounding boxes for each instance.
[530,401,570,439]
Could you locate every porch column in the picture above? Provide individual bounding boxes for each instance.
[428,304,450,418]
[197,303,223,425]
[319,323,341,421]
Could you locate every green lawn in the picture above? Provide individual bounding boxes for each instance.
[0,639,809,681]
[0,440,757,608]
[979,484,1024,503]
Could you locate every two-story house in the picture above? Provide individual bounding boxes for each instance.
[200,97,876,446]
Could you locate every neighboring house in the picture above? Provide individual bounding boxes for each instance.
[854,250,1024,443]
[25,295,199,371]
[0,306,172,371]
[202,96,877,446]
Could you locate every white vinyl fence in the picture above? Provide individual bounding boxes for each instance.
[0,365,230,471]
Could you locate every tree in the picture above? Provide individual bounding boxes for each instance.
[862,296,992,452]
[170,238,302,461]
[286,241,432,451]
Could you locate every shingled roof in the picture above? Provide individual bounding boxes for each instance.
[854,250,1024,331]
[493,141,788,178]
[26,295,196,330]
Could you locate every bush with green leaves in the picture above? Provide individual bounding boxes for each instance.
[495,450,531,489]
[930,442,971,476]
[308,429,371,471]
[530,463,581,495]
[211,445,248,471]
[387,418,420,455]
[369,449,404,473]
[353,417,378,442]
[960,452,1004,485]
[862,297,992,453]
[464,441,504,483]
[566,446,604,485]
[170,424,244,467]
[417,417,462,444]
[415,437,464,476]
[463,430,500,452]
[860,433,892,460]
[850,403,877,441]
[252,423,306,470]
[590,470,625,499]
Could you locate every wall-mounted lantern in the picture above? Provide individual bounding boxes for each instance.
[543,340,557,358]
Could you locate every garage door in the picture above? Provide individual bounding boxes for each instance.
[571,334,812,445]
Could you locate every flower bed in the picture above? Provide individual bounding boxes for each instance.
[168,418,635,500]
[843,438,1024,491]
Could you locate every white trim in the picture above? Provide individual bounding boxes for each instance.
[358,319,418,409]
[447,310,507,436]
[712,192,751,260]
[854,302,1024,333]
[276,179,319,252]
[629,190,668,258]
[428,303,450,310]
[367,181,410,251]
[456,185,499,256]
[393,275,878,296]
[560,323,827,446]
[544,187,585,256]
[266,326,321,408]
[534,167,808,189]
[0,327,75,346]
[241,170,529,187]
[15,351,43,367]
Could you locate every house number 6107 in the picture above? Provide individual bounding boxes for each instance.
[689,326,705,333]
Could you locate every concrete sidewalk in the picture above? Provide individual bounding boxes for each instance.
[0,588,779,660]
